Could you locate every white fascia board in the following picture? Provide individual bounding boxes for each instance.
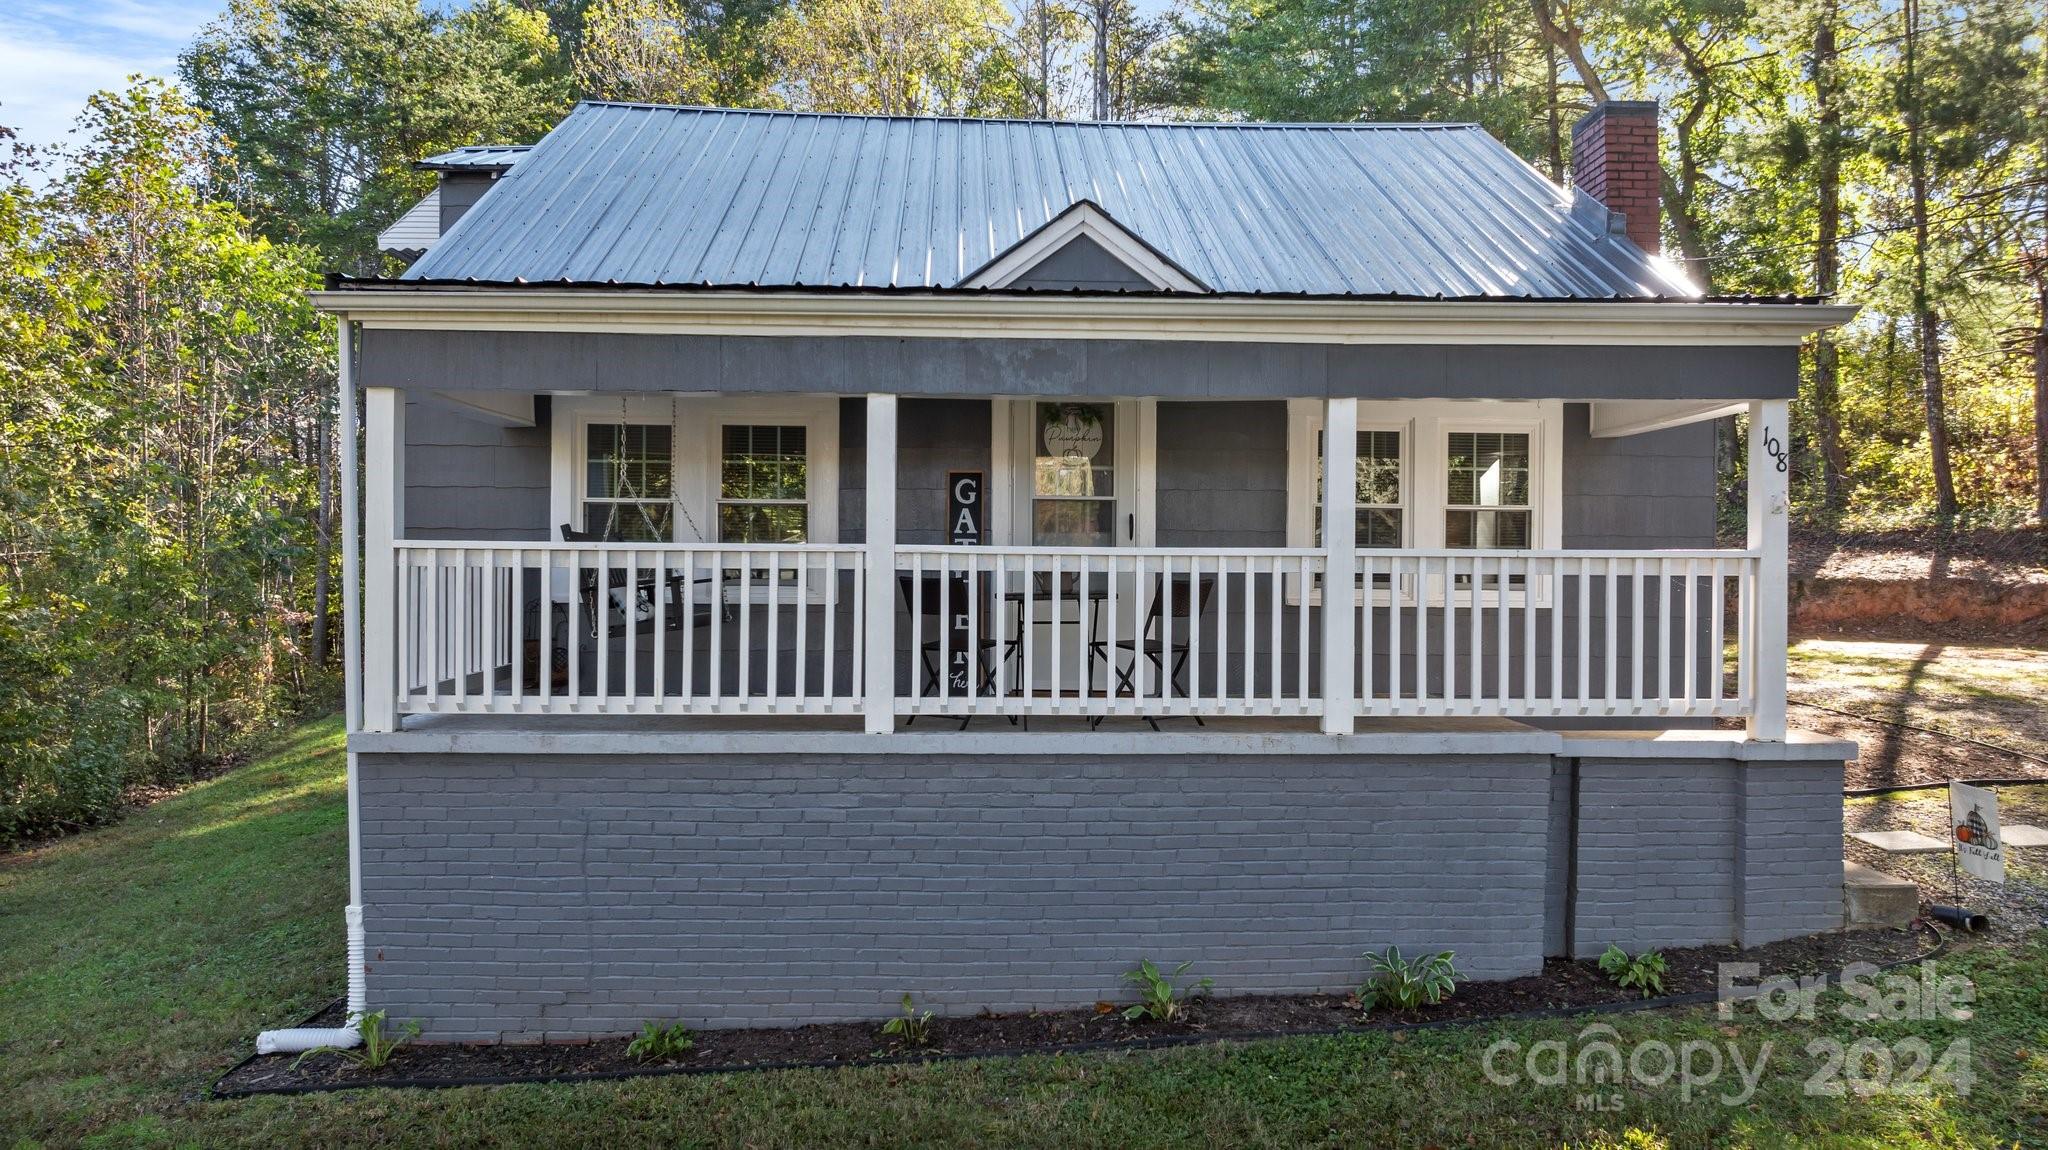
[1588,399,1748,438]
[963,202,1208,292]
[310,289,1861,347]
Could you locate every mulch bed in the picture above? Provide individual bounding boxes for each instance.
[218,928,1925,1096]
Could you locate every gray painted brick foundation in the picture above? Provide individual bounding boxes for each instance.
[360,752,1554,1041]
[355,746,1842,1043]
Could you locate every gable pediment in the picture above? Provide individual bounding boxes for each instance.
[961,200,1208,293]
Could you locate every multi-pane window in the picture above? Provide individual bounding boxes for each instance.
[1032,403,1117,547]
[1315,428,1405,547]
[718,424,809,543]
[1445,431,1531,549]
[583,424,672,541]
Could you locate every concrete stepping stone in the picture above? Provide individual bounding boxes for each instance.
[2001,824,2048,848]
[1844,861,1918,929]
[1849,829,1950,854]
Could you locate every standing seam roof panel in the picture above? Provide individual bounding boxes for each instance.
[403,102,1696,298]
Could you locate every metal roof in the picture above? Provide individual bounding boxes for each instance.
[416,144,531,172]
[403,103,1697,299]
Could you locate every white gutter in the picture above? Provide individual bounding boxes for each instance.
[258,317,367,1055]
[309,289,1860,347]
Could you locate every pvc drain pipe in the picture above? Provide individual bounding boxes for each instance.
[256,905,366,1054]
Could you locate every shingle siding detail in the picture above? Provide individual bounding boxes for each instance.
[404,398,549,541]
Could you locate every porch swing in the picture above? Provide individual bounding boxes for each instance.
[554,397,725,642]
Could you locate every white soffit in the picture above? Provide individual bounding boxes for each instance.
[962,200,1209,293]
[1589,399,1747,437]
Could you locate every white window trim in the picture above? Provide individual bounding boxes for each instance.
[549,394,841,601]
[1288,410,1412,551]
[989,398,1156,547]
[1287,399,1563,604]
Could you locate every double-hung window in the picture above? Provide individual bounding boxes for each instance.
[1314,427,1405,548]
[583,424,673,541]
[718,424,810,543]
[1444,431,1532,550]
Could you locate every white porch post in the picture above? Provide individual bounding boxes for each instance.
[863,393,898,734]
[1321,397,1358,734]
[362,386,404,733]
[1746,399,1789,741]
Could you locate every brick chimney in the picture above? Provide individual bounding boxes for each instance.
[1570,100,1662,254]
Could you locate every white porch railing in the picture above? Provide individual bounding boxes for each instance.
[1355,549,1759,719]
[378,541,1761,725]
[391,542,866,716]
[894,546,1325,720]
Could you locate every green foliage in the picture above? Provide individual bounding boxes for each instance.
[574,0,787,106]
[880,993,935,1046]
[1597,944,1668,999]
[1356,946,1458,1013]
[625,1020,697,1062]
[0,82,333,846]
[1121,958,1212,1023]
[179,0,574,274]
[290,1010,422,1070]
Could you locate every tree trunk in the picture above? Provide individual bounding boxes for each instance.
[1544,41,1563,181]
[1904,0,1958,519]
[1529,0,1607,102]
[1810,0,1850,510]
[1092,1,1108,120]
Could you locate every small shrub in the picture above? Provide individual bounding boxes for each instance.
[290,1010,420,1071]
[1598,944,1667,998]
[1357,947,1458,1013]
[625,1020,696,1063]
[880,993,935,1046]
[1122,959,1212,1023]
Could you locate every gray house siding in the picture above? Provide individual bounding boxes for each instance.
[436,173,496,233]
[1004,236,1160,292]
[839,397,991,545]
[1156,401,1289,547]
[360,329,1796,403]
[353,746,1842,1042]
[1563,403,1718,548]
[404,396,549,540]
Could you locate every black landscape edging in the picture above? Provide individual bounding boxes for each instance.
[211,923,1945,1101]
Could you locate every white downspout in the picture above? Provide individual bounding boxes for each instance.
[258,316,367,1054]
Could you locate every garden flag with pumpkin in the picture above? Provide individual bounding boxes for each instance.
[1950,782,2005,884]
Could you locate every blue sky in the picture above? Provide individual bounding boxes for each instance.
[1,0,219,153]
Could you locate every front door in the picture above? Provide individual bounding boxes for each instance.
[997,399,1154,694]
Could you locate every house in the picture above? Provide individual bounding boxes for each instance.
[311,100,1859,1044]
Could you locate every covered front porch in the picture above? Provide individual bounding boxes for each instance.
[357,384,1791,739]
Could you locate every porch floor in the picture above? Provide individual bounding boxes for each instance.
[354,712,1855,763]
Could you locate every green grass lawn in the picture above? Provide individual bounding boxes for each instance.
[5,715,2048,1148]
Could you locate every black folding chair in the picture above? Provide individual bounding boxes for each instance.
[1103,572,1215,731]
